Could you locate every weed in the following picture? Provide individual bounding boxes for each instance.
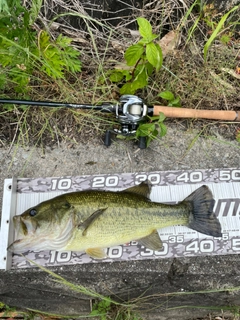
[0,0,239,148]
[114,111,167,148]
[17,258,240,320]
[36,30,81,79]
[0,0,10,14]
[0,0,35,92]
[0,0,81,94]
[109,17,163,95]
[91,299,143,320]
[136,113,167,148]
[183,0,204,44]
[158,90,181,107]
[90,298,112,319]
[0,302,17,316]
[203,5,239,61]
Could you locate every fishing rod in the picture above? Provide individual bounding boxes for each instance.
[0,95,239,149]
[0,95,151,148]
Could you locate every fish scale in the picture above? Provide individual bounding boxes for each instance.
[61,191,191,251]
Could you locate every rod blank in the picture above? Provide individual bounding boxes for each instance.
[0,99,114,112]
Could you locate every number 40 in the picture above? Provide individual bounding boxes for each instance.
[177,172,203,183]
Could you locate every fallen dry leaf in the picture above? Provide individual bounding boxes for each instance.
[221,67,240,80]
[157,30,181,58]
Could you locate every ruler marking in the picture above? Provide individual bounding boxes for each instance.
[1,168,239,269]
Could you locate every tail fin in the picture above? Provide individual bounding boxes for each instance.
[184,185,222,237]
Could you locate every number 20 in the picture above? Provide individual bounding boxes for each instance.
[92,176,119,188]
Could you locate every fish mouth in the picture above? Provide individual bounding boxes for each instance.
[7,239,27,253]
[13,216,27,237]
[13,215,38,237]
[7,216,39,253]
[8,213,75,253]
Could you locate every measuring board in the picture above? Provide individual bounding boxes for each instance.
[0,168,240,270]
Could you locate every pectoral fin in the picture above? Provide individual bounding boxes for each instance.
[78,208,107,236]
[86,247,107,259]
[138,230,163,250]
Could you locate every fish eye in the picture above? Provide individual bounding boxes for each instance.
[29,209,37,217]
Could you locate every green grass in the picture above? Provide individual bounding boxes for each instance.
[9,259,238,320]
[0,0,239,148]
[203,5,239,61]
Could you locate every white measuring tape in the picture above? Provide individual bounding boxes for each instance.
[0,168,239,270]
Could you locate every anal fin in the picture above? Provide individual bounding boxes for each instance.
[86,247,107,259]
[138,230,163,251]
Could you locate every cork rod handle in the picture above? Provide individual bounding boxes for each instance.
[153,105,240,121]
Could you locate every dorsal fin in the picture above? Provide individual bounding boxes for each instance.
[124,181,151,199]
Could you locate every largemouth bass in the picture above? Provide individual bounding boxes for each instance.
[8,183,222,259]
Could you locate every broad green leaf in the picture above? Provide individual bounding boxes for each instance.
[131,66,148,91]
[122,69,132,81]
[39,31,81,78]
[168,97,181,107]
[109,71,124,82]
[158,90,175,101]
[204,5,239,61]
[158,112,166,122]
[145,61,154,76]
[138,33,158,45]
[136,123,155,137]
[0,51,14,66]
[146,137,151,148]
[120,82,135,95]
[146,42,162,71]
[39,31,50,49]
[151,129,159,139]
[124,43,144,66]
[102,298,112,307]
[137,17,153,40]
[155,43,163,71]
[147,115,161,121]
[11,68,30,92]
[120,70,147,94]
[159,122,167,137]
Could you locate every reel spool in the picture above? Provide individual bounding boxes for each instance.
[104,95,148,149]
